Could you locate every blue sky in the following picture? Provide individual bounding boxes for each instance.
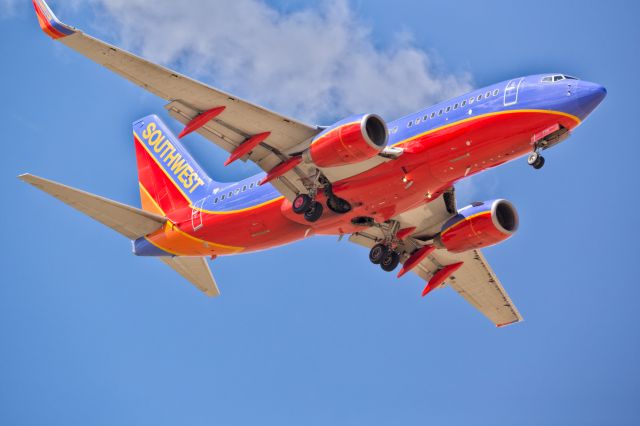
[1,1,639,425]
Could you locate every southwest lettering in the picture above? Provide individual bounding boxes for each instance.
[140,122,207,196]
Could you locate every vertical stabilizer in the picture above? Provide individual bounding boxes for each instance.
[133,115,212,215]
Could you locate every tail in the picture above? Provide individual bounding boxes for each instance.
[133,114,213,216]
[19,173,220,296]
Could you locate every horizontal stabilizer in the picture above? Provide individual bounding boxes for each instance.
[19,173,166,240]
[160,257,220,297]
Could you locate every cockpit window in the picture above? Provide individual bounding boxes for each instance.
[543,75,579,83]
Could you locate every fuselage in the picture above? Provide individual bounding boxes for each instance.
[135,73,606,257]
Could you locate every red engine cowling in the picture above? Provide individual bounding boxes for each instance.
[436,199,519,253]
[303,114,388,168]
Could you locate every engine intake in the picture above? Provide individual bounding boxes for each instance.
[436,199,519,253]
[304,114,388,168]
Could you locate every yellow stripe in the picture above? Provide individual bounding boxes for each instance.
[138,182,243,253]
[391,109,581,148]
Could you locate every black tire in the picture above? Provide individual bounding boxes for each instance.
[380,251,400,272]
[533,156,545,169]
[327,197,352,214]
[369,244,388,265]
[303,201,324,222]
[292,194,312,214]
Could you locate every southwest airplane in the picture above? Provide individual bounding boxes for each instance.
[23,0,606,326]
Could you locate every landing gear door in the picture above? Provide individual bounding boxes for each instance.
[504,78,524,106]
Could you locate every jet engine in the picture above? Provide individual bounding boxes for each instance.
[303,114,388,168]
[435,199,519,253]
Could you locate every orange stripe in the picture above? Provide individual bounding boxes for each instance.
[33,1,66,39]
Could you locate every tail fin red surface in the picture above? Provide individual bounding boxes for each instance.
[133,115,212,216]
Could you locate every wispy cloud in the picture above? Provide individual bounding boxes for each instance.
[76,0,472,123]
[0,0,19,17]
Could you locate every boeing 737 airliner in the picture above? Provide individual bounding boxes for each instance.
[22,0,606,326]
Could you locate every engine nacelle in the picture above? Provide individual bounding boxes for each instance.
[303,114,388,168]
[435,199,519,253]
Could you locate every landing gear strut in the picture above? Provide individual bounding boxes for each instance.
[527,151,545,169]
[292,174,352,222]
[367,220,402,272]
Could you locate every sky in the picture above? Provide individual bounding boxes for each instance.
[1,1,639,425]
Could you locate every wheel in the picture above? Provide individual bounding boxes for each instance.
[533,156,545,169]
[292,194,312,214]
[327,197,352,214]
[527,152,539,165]
[380,250,400,272]
[369,244,388,264]
[303,201,324,222]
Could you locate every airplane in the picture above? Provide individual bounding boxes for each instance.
[23,0,606,327]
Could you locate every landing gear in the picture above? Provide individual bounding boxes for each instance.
[380,250,400,272]
[303,201,324,222]
[292,174,352,222]
[367,219,403,272]
[369,244,388,264]
[527,151,545,169]
[292,194,312,214]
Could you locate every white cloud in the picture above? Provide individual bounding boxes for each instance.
[76,0,472,124]
[0,0,18,17]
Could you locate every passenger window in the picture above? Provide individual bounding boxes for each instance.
[214,197,219,204]
[469,97,475,104]
[438,109,443,116]
[461,100,467,107]
[445,106,451,113]
[430,112,435,119]
[221,194,226,200]
[235,189,240,195]
[228,192,233,197]
[485,91,491,98]
[477,94,482,101]
[415,118,421,125]
[493,89,499,96]
[249,183,254,189]
[242,185,247,192]
[407,121,413,128]
[423,115,429,121]
[454,103,459,110]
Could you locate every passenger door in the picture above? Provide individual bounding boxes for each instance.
[503,78,524,106]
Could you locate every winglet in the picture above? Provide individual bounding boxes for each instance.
[32,0,76,40]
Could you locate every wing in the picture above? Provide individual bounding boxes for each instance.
[349,191,523,327]
[32,0,327,199]
[19,173,165,240]
[160,257,220,297]
[408,249,523,327]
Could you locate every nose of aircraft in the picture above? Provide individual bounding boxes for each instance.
[577,81,607,117]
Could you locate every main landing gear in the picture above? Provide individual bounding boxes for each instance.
[369,244,401,272]
[366,219,402,273]
[527,151,545,170]
[292,177,352,223]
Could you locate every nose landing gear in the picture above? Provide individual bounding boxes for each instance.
[527,151,545,169]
